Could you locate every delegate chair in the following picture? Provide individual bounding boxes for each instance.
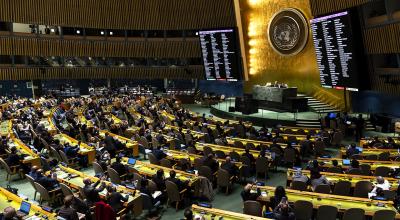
[243,201,263,217]
[316,205,337,220]
[165,181,186,211]
[353,181,373,198]
[342,208,365,220]
[294,200,313,220]
[332,181,351,196]
[372,210,396,220]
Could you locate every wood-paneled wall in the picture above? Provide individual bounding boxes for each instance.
[364,23,400,54]
[0,66,204,80]
[309,0,374,16]
[1,0,235,30]
[0,37,201,58]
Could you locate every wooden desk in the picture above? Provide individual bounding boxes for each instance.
[360,138,400,147]
[278,126,324,134]
[339,147,399,159]
[286,168,399,190]
[122,159,198,186]
[192,204,269,220]
[226,137,301,150]
[316,158,400,171]
[54,165,142,216]
[255,185,399,217]
[195,142,269,160]
[99,130,139,157]
[0,120,10,136]
[165,150,243,168]
[9,137,41,167]
[127,108,153,124]
[164,124,205,139]
[0,187,56,219]
[53,134,96,164]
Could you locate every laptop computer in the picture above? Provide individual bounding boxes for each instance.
[342,159,351,166]
[16,201,31,217]
[127,158,136,165]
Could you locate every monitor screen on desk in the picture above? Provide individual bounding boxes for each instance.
[342,159,351,165]
[127,158,136,165]
[19,201,31,214]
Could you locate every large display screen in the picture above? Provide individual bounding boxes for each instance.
[199,29,242,81]
[310,11,362,91]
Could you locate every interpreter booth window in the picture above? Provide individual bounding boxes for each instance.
[13,23,36,34]
[106,29,125,38]
[127,30,145,38]
[38,25,60,35]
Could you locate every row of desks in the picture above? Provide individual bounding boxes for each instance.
[192,204,268,220]
[286,168,399,190]
[253,185,399,217]
[316,157,400,171]
[54,165,142,216]
[0,187,56,219]
[339,147,399,159]
[53,133,96,164]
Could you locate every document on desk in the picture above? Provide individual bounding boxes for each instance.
[152,191,162,199]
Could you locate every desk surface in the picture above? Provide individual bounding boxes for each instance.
[54,165,140,205]
[53,134,94,154]
[316,158,400,170]
[340,147,399,157]
[165,150,242,168]
[255,185,399,217]
[122,159,198,185]
[195,142,269,160]
[192,204,269,220]
[286,169,399,190]
[0,187,56,219]
[226,137,300,149]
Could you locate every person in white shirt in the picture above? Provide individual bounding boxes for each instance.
[369,176,391,198]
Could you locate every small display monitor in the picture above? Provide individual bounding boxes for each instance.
[342,159,351,165]
[127,158,136,165]
[19,201,31,214]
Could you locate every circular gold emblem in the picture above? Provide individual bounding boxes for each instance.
[268,8,308,56]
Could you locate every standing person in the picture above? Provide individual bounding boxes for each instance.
[355,114,365,142]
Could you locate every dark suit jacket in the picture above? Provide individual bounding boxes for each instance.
[111,162,127,176]
[58,206,79,220]
[108,192,128,212]
[202,158,219,173]
[152,149,167,160]
[166,177,187,191]
[221,162,238,176]
[152,175,166,191]
[83,181,105,204]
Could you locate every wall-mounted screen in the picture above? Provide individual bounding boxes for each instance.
[199,29,243,81]
[310,11,365,91]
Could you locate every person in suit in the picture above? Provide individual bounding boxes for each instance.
[346,143,360,158]
[240,183,261,201]
[36,169,59,190]
[166,170,188,191]
[152,146,167,161]
[28,165,39,180]
[6,147,22,166]
[104,132,117,157]
[83,177,106,205]
[220,156,238,177]
[110,157,128,176]
[202,154,219,173]
[152,169,166,191]
[242,147,255,164]
[58,195,79,220]
[106,185,129,212]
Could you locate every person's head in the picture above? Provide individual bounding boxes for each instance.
[351,159,359,168]
[115,157,121,163]
[275,186,286,200]
[156,169,164,179]
[351,143,356,149]
[3,206,16,219]
[10,147,17,154]
[244,184,252,193]
[312,160,319,168]
[245,147,250,154]
[376,176,384,184]
[169,170,176,179]
[306,134,311,140]
[36,169,44,177]
[294,169,302,178]
[332,160,338,167]
[310,169,322,180]
[63,195,74,207]
[184,208,193,220]
[107,185,116,193]
[225,156,231,163]
[207,153,214,160]
[83,177,92,185]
